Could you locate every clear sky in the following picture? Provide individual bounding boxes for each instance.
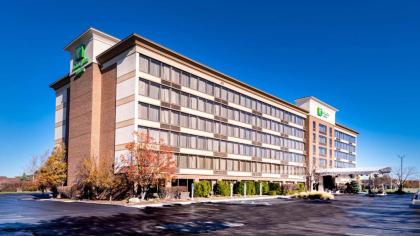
[0,0,419,177]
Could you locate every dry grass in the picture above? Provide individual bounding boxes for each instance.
[292,191,334,200]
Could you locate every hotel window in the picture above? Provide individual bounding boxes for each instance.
[198,78,206,93]
[161,86,170,103]
[170,132,178,147]
[170,111,179,126]
[139,103,148,120]
[198,98,205,112]
[150,59,161,78]
[180,92,189,107]
[190,75,198,90]
[149,82,160,100]
[177,155,188,168]
[180,113,188,128]
[160,130,169,144]
[329,127,332,136]
[190,96,198,110]
[312,121,316,131]
[149,105,160,122]
[162,64,171,81]
[190,136,197,149]
[312,145,316,154]
[319,147,327,156]
[319,124,327,134]
[221,87,228,100]
[171,68,180,84]
[181,72,189,87]
[206,82,214,96]
[319,135,327,145]
[139,55,149,73]
[190,116,197,129]
[139,79,148,96]
[160,109,170,124]
[171,90,180,105]
[189,156,197,169]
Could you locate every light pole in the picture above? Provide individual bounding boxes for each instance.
[397,155,405,191]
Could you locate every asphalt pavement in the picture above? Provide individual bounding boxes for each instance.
[0,193,419,235]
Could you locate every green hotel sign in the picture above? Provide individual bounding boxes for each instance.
[73,44,89,76]
[317,107,329,119]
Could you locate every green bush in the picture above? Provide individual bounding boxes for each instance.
[268,190,277,196]
[214,181,230,196]
[194,181,211,197]
[255,182,270,195]
[269,182,284,195]
[297,183,305,193]
[233,181,244,195]
[246,181,256,195]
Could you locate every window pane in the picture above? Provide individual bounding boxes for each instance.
[139,79,148,96]
[150,59,161,77]
[139,55,149,73]
[162,64,171,81]
[161,86,170,103]
[149,82,160,100]
[171,68,180,84]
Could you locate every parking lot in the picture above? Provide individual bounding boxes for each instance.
[0,193,419,235]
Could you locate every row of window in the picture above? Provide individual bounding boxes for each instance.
[139,102,305,149]
[139,54,305,126]
[139,126,305,162]
[139,79,305,138]
[335,140,356,153]
[335,150,356,162]
[175,153,305,175]
[335,161,356,168]
[335,130,356,143]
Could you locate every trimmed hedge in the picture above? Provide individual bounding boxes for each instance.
[233,181,257,195]
[214,181,230,196]
[193,181,211,197]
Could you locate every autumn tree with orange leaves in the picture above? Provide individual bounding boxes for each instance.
[120,131,176,200]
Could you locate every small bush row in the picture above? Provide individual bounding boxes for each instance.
[192,180,306,197]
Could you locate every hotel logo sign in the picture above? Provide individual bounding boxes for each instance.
[73,44,89,76]
[317,107,329,119]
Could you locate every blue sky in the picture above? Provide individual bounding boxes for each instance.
[0,0,419,177]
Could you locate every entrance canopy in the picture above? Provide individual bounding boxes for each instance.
[316,167,391,177]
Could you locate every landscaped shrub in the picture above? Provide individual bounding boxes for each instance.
[194,181,211,197]
[255,182,270,195]
[233,181,244,195]
[269,182,282,195]
[297,183,305,193]
[345,181,360,194]
[246,181,256,195]
[268,190,277,196]
[214,181,230,196]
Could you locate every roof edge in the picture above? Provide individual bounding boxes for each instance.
[336,122,359,135]
[49,74,71,90]
[295,96,339,112]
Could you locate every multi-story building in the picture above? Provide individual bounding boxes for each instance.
[50,28,357,189]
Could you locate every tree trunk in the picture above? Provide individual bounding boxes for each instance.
[140,186,148,201]
[133,182,139,197]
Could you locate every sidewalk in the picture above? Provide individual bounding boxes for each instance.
[41,195,292,209]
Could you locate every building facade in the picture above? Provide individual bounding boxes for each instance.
[51,28,357,188]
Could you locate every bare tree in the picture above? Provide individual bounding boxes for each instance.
[26,151,49,182]
[393,167,417,192]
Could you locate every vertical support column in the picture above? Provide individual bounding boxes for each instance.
[191,182,194,200]
[230,182,233,198]
[244,182,247,197]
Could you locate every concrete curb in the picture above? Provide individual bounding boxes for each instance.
[128,195,291,209]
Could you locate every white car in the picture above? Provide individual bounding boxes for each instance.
[412,190,420,206]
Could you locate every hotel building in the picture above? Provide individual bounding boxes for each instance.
[50,28,357,188]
